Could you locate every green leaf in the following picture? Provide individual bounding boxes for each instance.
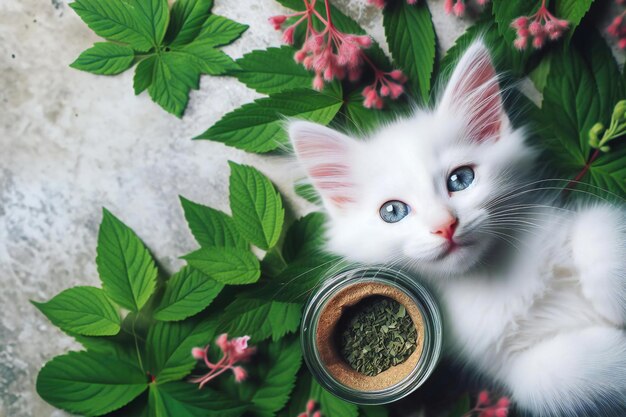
[234,46,314,95]
[195,14,249,47]
[134,55,157,94]
[359,405,389,417]
[588,147,626,197]
[180,196,246,249]
[32,286,121,336]
[195,89,343,153]
[287,372,358,417]
[36,351,148,417]
[540,46,600,170]
[166,0,213,46]
[172,40,238,75]
[555,0,594,36]
[529,54,552,94]
[383,1,436,103]
[154,266,224,321]
[97,208,158,312]
[250,337,303,417]
[342,90,408,134]
[146,319,216,384]
[182,246,261,285]
[491,0,538,44]
[128,0,170,47]
[283,212,326,263]
[220,297,302,342]
[228,162,285,250]
[446,393,471,417]
[147,53,199,118]
[149,382,248,417]
[294,182,321,205]
[70,42,135,75]
[69,0,156,52]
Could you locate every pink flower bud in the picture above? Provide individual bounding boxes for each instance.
[476,0,490,5]
[298,414,307,417]
[312,411,322,417]
[619,38,626,49]
[368,0,386,8]
[232,366,247,382]
[407,0,418,4]
[453,1,465,16]
[348,67,361,82]
[444,0,454,14]
[303,56,313,70]
[528,21,543,36]
[532,35,545,49]
[380,85,390,96]
[495,409,508,417]
[511,16,528,29]
[306,400,316,413]
[323,66,334,81]
[555,19,569,29]
[513,36,528,50]
[216,334,229,352]
[374,97,384,109]
[479,410,495,417]
[313,74,325,91]
[191,347,205,360]
[518,27,529,37]
[477,391,490,406]
[268,15,287,30]
[354,35,372,48]
[497,397,510,408]
[294,50,307,62]
[282,26,295,44]
[388,82,404,99]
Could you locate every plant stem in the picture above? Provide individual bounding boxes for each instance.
[132,315,145,373]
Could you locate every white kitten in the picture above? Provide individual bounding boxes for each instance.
[289,42,626,416]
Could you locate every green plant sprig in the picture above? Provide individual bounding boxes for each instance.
[589,100,626,152]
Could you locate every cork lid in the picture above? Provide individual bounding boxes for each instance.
[315,281,425,391]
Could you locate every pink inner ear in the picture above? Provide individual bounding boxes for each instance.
[450,51,503,142]
[293,131,355,208]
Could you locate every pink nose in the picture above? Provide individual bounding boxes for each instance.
[431,217,458,241]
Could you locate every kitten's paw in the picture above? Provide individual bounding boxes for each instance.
[571,205,626,324]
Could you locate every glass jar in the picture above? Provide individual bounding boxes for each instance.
[300,267,443,404]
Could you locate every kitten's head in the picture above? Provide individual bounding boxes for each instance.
[289,42,536,278]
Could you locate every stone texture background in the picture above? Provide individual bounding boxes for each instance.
[0,0,615,416]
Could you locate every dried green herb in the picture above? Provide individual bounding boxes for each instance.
[336,296,417,376]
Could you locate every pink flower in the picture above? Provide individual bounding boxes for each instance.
[298,399,322,417]
[444,0,490,17]
[270,0,407,109]
[607,6,626,48]
[367,0,418,7]
[306,400,316,413]
[189,333,256,388]
[462,391,511,417]
[510,0,568,50]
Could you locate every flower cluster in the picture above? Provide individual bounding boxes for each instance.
[608,0,626,49]
[463,391,510,417]
[444,0,491,17]
[297,399,322,417]
[189,334,256,388]
[269,0,406,108]
[367,0,417,8]
[589,100,626,152]
[510,0,568,50]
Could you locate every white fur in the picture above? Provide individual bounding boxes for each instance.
[290,42,626,416]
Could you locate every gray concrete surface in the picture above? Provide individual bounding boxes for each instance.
[1,0,484,415]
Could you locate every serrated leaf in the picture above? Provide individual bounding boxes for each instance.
[147,53,199,117]
[97,209,158,313]
[283,212,326,263]
[251,337,302,417]
[128,0,170,47]
[383,1,435,103]
[555,0,594,36]
[196,89,343,153]
[69,0,155,52]
[182,246,261,285]
[166,0,213,46]
[540,46,599,169]
[154,266,224,321]
[195,14,249,47]
[146,319,216,384]
[219,297,302,342]
[70,42,135,75]
[172,40,238,74]
[134,55,157,94]
[234,46,314,95]
[36,351,148,417]
[228,162,284,249]
[294,182,322,205]
[149,382,248,417]
[32,286,121,336]
[180,196,247,249]
[588,148,626,197]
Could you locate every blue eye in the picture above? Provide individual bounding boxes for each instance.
[380,200,410,223]
[447,166,475,192]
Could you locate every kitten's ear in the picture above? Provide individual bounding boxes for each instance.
[439,41,505,142]
[289,121,356,210]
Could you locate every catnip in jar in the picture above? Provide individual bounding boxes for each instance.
[301,267,443,404]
